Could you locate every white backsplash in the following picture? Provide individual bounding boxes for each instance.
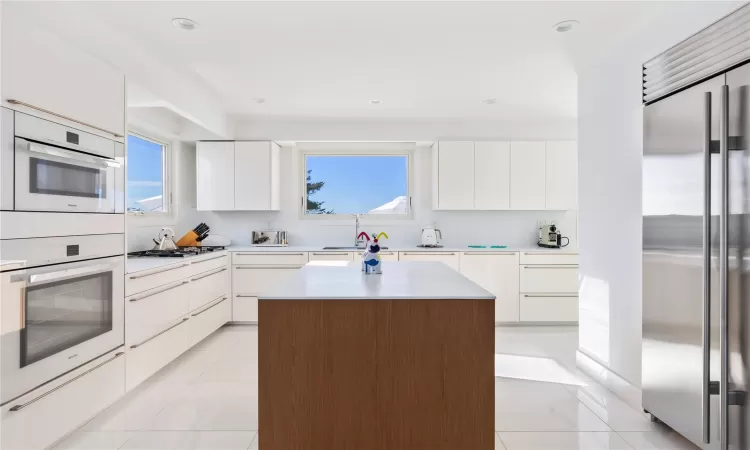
[128,142,577,252]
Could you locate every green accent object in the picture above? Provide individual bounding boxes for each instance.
[468,245,487,248]
[490,245,507,248]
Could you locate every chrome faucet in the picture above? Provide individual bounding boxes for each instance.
[353,214,366,248]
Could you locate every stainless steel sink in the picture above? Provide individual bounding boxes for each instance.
[322,246,389,250]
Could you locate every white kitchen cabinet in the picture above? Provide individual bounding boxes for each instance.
[189,295,232,348]
[520,294,578,322]
[460,252,519,323]
[126,315,191,391]
[356,251,399,261]
[545,141,578,210]
[510,141,546,210]
[474,142,511,210]
[126,279,192,347]
[436,141,474,210]
[2,18,125,138]
[520,265,579,293]
[197,141,236,211]
[308,252,355,262]
[234,141,281,210]
[1,348,125,450]
[126,261,192,297]
[520,251,579,265]
[398,252,460,271]
[233,251,308,266]
[232,265,302,322]
[189,266,230,312]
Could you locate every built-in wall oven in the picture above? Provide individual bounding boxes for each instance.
[0,234,124,405]
[0,109,124,214]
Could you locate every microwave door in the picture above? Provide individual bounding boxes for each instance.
[13,138,118,213]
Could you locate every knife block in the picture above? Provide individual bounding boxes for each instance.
[176,231,201,247]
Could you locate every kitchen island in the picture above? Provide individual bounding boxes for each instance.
[258,261,495,450]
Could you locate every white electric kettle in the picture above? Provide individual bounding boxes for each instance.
[420,226,442,247]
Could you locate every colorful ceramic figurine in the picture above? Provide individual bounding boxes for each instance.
[361,232,389,274]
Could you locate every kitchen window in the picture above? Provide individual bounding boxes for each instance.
[301,150,411,218]
[127,133,170,214]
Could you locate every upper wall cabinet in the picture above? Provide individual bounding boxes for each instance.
[435,141,474,210]
[509,141,546,210]
[197,141,280,211]
[2,19,125,138]
[432,140,577,211]
[545,141,578,210]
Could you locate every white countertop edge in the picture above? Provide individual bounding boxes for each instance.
[126,250,229,274]
[227,245,576,253]
[258,295,495,300]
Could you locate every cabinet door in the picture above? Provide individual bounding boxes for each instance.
[2,19,125,136]
[437,141,474,210]
[357,251,399,261]
[398,252,460,271]
[308,252,354,262]
[510,141,546,210]
[474,142,510,210]
[545,141,578,210]
[459,253,519,322]
[235,141,271,210]
[197,142,235,211]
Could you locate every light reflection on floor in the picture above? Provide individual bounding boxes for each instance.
[495,353,588,386]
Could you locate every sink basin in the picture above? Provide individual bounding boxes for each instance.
[322,246,389,250]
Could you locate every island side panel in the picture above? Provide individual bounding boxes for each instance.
[258,298,494,450]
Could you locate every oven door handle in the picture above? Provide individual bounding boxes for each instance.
[10,262,116,285]
[19,139,121,169]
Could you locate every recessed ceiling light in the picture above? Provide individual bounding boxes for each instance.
[369,100,382,105]
[483,98,497,105]
[172,17,198,31]
[554,20,579,33]
[252,98,266,104]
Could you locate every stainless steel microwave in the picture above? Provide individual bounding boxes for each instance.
[0,109,124,214]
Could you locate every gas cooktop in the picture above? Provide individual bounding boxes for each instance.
[128,246,226,258]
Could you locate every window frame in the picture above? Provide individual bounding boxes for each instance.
[299,147,413,220]
[126,131,172,217]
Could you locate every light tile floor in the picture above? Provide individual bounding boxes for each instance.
[53,325,698,450]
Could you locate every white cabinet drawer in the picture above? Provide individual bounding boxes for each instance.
[126,280,191,347]
[520,265,579,293]
[232,252,308,266]
[308,252,354,262]
[233,295,258,322]
[126,316,191,391]
[189,296,231,347]
[188,253,229,278]
[355,251,399,261]
[1,348,125,450]
[126,262,192,296]
[233,266,301,295]
[459,252,519,323]
[398,252,460,271]
[520,252,579,265]
[189,266,229,311]
[520,294,578,322]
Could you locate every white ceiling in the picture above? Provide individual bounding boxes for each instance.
[6,1,735,125]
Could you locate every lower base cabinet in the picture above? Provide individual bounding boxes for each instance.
[233,295,258,322]
[232,266,302,322]
[126,316,191,391]
[519,294,578,322]
[1,348,125,450]
[189,295,231,347]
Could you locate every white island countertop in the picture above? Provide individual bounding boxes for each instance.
[259,261,495,300]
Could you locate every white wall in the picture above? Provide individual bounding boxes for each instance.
[576,1,742,389]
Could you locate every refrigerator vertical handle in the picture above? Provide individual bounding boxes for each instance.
[719,84,730,450]
[703,91,712,445]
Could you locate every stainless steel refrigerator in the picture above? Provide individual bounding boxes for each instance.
[643,8,750,449]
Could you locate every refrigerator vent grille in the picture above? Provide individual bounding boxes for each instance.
[643,3,750,104]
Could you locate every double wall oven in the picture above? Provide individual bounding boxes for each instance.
[0,108,125,405]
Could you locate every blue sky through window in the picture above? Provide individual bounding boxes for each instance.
[305,155,408,214]
[127,134,165,212]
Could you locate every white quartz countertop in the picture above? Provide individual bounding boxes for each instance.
[258,261,496,300]
[127,250,228,274]
[227,245,576,253]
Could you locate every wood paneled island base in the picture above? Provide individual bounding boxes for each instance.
[258,298,494,450]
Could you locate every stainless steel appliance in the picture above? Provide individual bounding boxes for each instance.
[153,227,178,251]
[643,5,750,449]
[252,230,288,247]
[0,234,124,404]
[0,109,124,214]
